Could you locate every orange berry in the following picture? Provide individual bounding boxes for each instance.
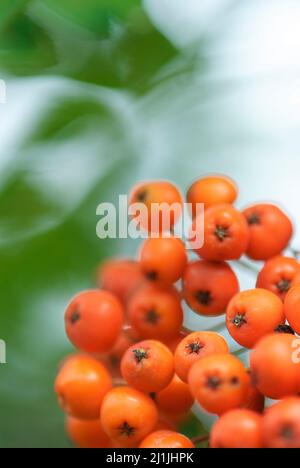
[210,410,264,449]
[153,419,175,432]
[284,284,300,335]
[66,417,114,448]
[174,331,229,383]
[164,330,189,354]
[100,387,158,448]
[65,290,124,353]
[55,355,112,420]
[188,354,250,416]
[256,256,300,300]
[155,374,194,414]
[139,430,195,449]
[244,376,265,414]
[140,237,187,285]
[263,398,300,448]
[187,175,238,217]
[183,260,239,316]
[121,340,174,393]
[250,333,300,400]
[190,204,249,261]
[129,181,183,234]
[98,260,144,303]
[226,289,285,349]
[243,203,293,261]
[128,283,183,342]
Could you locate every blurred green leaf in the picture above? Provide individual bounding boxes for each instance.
[0,13,57,75]
[42,0,140,37]
[0,0,30,31]
[27,97,114,143]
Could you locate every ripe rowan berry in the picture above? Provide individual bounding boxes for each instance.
[139,430,195,449]
[66,416,114,449]
[256,256,300,300]
[139,237,187,285]
[127,283,183,342]
[165,330,189,354]
[244,373,265,413]
[99,330,135,376]
[210,409,264,449]
[65,290,124,353]
[284,284,300,335]
[263,398,300,449]
[154,374,194,414]
[98,259,144,303]
[100,387,158,448]
[183,260,239,316]
[129,181,183,234]
[121,339,174,393]
[190,204,249,261]
[250,333,300,400]
[243,204,293,261]
[226,289,285,349]
[187,175,238,217]
[55,355,112,420]
[188,354,250,416]
[174,331,229,383]
[153,419,175,432]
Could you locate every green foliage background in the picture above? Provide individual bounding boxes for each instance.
[0,0,206,448]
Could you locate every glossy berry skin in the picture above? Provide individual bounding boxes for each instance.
[187,175,238,217]
[98,260,144,303]
[100,387,158,448]
[65,290,124,354]
[121,340,174,393]
[256,256,300,300]
[183,260,239,316]
[190,204,249,261]
[250,334,300,400]
[155,375,194,414]
[129,181,183,234]
[263,398,300,449]
[188,354,250,416]
[55,355,112,420]
[128,284,183,342]
[140,237,187,285]
[66,417,114,449]
[139,430,195,449]
[174,331,229,383]
[210,410,264,449]
[243,204,293,261]
[284,284,300,335]
[226,289,285,349]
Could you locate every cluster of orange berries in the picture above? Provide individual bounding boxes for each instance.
[55,175,300,449]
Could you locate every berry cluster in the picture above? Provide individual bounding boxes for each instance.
[55,175,300,449]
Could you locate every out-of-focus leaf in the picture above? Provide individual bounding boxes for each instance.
[42,0,140,38]
[0,14,57,75]
[26,97,114,143]
[69,21,178,91]
[0,0,30,31]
